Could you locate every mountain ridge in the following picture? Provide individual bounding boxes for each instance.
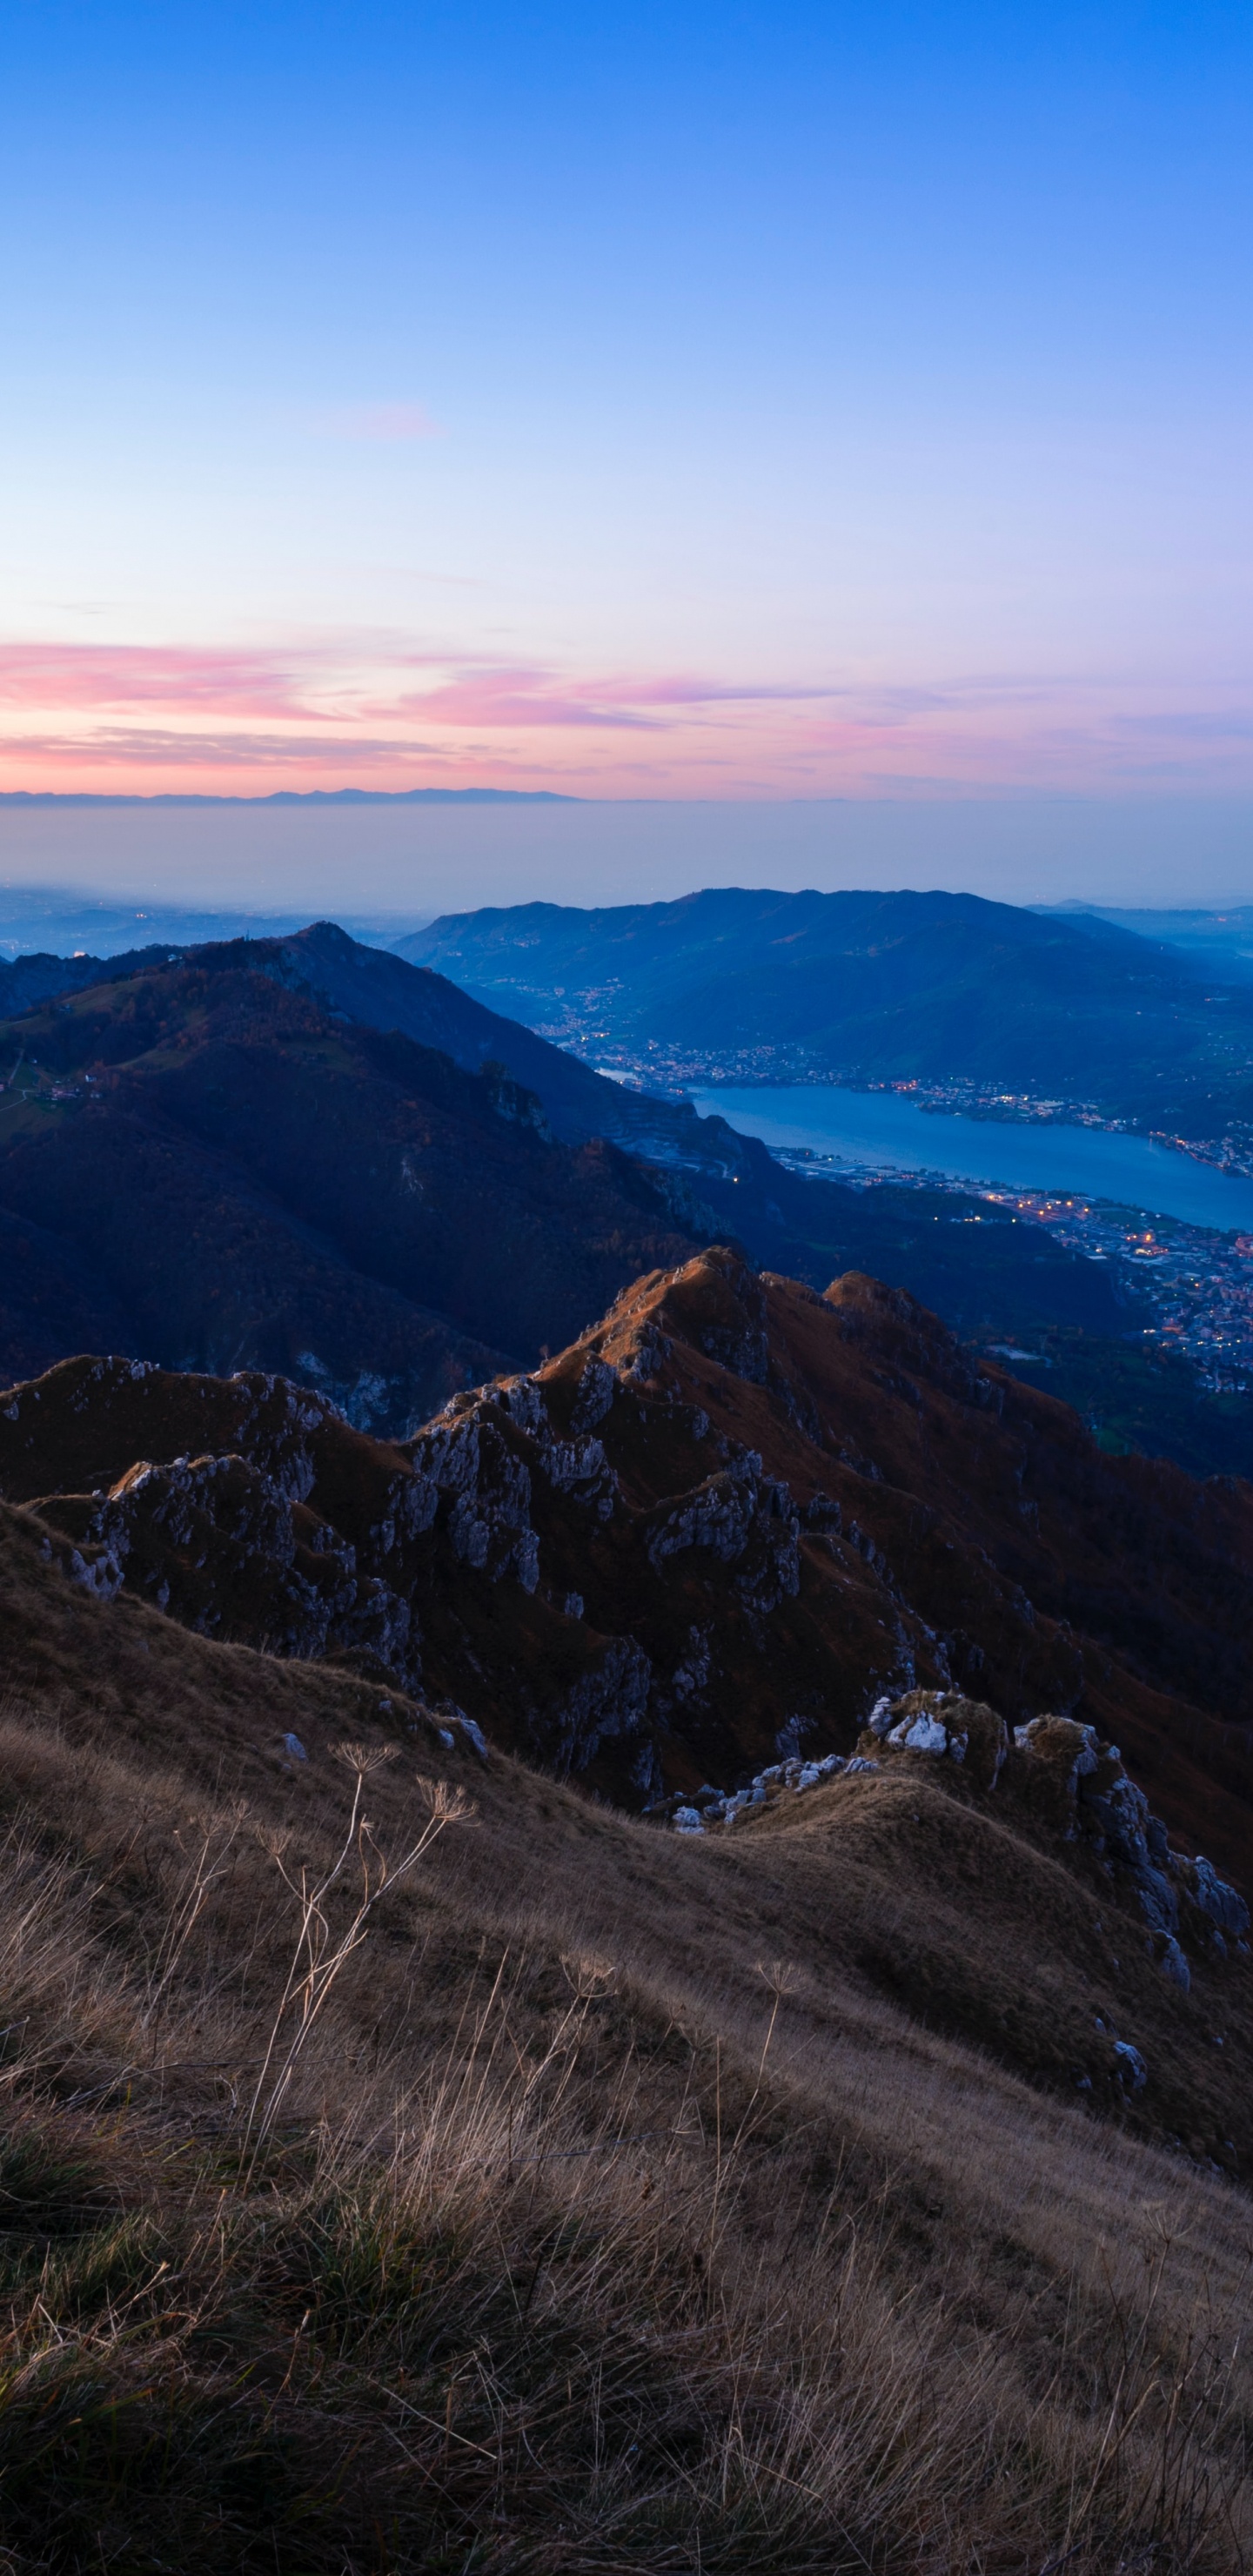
[4,1463,1253,2566]
[0,949,698,1420]
[399,885,1253,1127]
[0,926,1138,1421]
[6,1245,1250,1888]
[3,1231,1253,2565]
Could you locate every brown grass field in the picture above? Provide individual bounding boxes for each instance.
[2,1493,1252,2573]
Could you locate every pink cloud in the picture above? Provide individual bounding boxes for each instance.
[388,666,840,730]
[0,642,317,720]
[1,726,447,770]
[392,670,661,730]
[2,628,1251,799]
[0,638,952,746]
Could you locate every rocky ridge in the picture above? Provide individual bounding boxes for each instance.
[647,1683,1250,2003]
[3,1301,1253,2172]
[3,1246,1253,1891]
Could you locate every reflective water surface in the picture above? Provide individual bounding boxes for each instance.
[690,1086,1253,1231]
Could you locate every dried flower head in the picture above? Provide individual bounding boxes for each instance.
[560,1949,616,1998]
[332,1741,399,1777]
[414,1774,478,1826]
[754,1958,798,1998]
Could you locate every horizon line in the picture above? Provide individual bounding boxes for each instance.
[0,787,580,808]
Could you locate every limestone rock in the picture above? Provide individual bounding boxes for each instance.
[870,1689,1008,1789]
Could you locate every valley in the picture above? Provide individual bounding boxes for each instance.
[402,886,1253,1141]
[9,0,1249,2556]
[0,926,1142,1409]
[2,904,1253,2567]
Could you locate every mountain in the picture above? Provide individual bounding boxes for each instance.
[0,947,698,1425]
[0,942,181,1015]
[6,1244,1250,1890]
[0,785,575,803]
[398,886,1253,1124]
[3,1251,1253,2565]
[1042,902,1253,988]
[0,926,1138,1414]
[4,1467,1253,2569]
[0,921,740,1164]
[247,920,759,1165]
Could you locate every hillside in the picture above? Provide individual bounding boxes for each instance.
[0,929,1140,1415]
[1062,902,1253,987]
[246,918,754,1168]
[1,1277,1252,2566]
[5,1245,1251,1892]
[0,951,695,1426]
[0,940,183,1016]
[399,886,1253,1129]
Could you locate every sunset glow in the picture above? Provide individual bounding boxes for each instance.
[2,639,1251,802]
[2,3,1250,813]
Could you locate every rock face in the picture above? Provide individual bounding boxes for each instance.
[635,1677,1250,2153]
[867,1687,1010,1788]
[860,1690,1248,1994]
[636,1684,1250,2105]
[1008,1714,1250,1978]
[3,1246,1253,1892]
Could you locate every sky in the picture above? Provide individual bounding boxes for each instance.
[3,1,1252,881]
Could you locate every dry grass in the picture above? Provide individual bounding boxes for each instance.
[0,1516,1251,2569]
[0,1790,1246,2568]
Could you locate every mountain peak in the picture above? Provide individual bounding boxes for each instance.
[6,1251,1251,1893]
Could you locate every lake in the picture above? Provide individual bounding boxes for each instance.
[689,1085,1253,1233]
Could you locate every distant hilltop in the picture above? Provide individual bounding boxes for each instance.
[0,787,579,806]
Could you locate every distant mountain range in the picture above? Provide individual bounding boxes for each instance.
[0,925,1137,1429]
[1052,903,1253,988]
[0,786,574,804]
[399,887,1253,1131]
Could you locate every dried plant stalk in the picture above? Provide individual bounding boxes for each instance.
[242,1763,473,2164]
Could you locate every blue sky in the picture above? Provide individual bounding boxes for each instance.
[2,1,1251,838]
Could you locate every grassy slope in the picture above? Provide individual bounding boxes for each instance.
[2,1499,1252,2572]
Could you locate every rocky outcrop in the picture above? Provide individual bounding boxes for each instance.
[3,1248,1253,1893]
[646,1748,853,1831]
[866,1688,1009,1789]
[854,1693,1249,1989]
[36,1441,419,1681]
[671,1684,1241,2143]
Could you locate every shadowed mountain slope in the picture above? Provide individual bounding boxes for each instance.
[1,920,752,1167]
[0,955,697,1425]
[5,1247,1250,1891]
[258,919,745,1165]
[0,927,1136,1392]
